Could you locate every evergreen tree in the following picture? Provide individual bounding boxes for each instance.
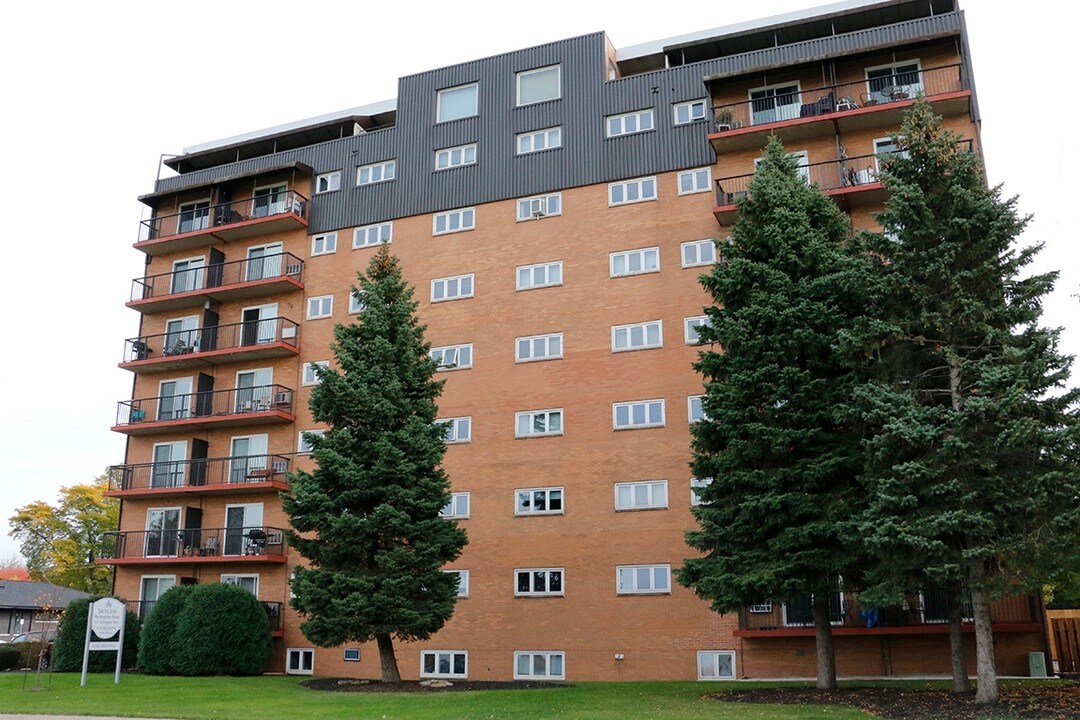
[677,138,877,690]
[858,101,1080,704]
[282,245,467,682]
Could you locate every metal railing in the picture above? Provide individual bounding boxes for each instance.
[108,454,291,492]
[123,318,299,363]
[116,384,295,427]
[101,525,287,561]
[125,599,283,630]
[139,190,308,242]
[710,64,964,132]
[130,252,304,303]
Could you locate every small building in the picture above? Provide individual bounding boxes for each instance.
[0,580,91,640]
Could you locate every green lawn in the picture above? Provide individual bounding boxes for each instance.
[0,674,871,720]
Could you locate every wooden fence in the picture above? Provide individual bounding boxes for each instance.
[1050,615,1080,674]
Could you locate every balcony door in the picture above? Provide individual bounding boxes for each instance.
[151,441,187,488]
[235,368,273,413]
[229,434,269,483]
[170,257,206,294]
[866,61,923,105]
[177,200,210,234]
[749,83,800,125]
[241,303,278,346]
[157,377,193,421]
[245,243,283,282]
[145,508,181,557]
[252,184,287,218]
[224,503,263,556]
[139,575,176,619]
[163,315,200,355]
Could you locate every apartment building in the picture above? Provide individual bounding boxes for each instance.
[102,0,1049,681]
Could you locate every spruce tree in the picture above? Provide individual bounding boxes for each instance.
[677,138,876,690]
[282,245,467,682]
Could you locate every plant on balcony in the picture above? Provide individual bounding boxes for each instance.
[52,597,140,672]
[282,244,467,683]
[137,584,195,674]
[713,106,734,131]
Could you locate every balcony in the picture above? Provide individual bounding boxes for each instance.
[126,598,283,633]
[135,190,309,257]
[106,454,291,499]
[121,318,300,373]
[113,384,295,436]
[100,526,288,565]
[708,64,970,154]
[128,253,304,314]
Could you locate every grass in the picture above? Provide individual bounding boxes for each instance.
[0,673,873,720]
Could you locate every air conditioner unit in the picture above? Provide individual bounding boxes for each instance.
[285,263,302,276]
[274,391,293,405]
[281,326,297,339]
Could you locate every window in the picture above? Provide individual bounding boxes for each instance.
[517,126,562,154]
[440,492,470,519]
[315,171,341,194]
[311,232,337,256]
[437,83,478,122]
[616,564,671,594]
[678,167,711,195]
[445,570,470,597]
[307,295,333,319]
[610,247,659,277]
[697,651,735,680]
[613,399,665,430]
[302,361,329,386]
[421,651,467,678]
[515,487,563,516]
[438,417,472,444]
[515,651,565,680]
[749,82,801,125]
[177,200,210,234]
[286,648,314,675]
[516,409,563,438]
[353,222,392,249]
[688,396,705,423]
[252,184,287,218]
[431,274,474,302]
[435,143,477,170]
[684,316,711,345]
[516,260,562,290]
[606,109,654,137]
[221,574,259,594]
[614,480,668,511]
[516,333,562,363]
[749,601,773,613]
[515,568,563,596]
[431,344,473,371]
[673,99,707,125]
[608,176,657,206]
[297,429,325,454]
[866,61,922,105]
[343,648,361,662]
[516,65,560,106]
[612,320,662,352]
[874,136,908,173]
[356,160,396,186]
[681,239,715,268]
[516,193,562,221]
[348,290,365,314]
[690,477,713,507]
[433,207,476,235]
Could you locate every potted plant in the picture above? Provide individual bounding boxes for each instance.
[837,96,857,111]
[714,106,734,132]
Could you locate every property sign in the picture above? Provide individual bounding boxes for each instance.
[80,597,127,687]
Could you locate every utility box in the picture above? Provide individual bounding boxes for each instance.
[1029,651,1047,678]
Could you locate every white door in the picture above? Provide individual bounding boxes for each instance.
[229,434,269,483]
[157,377,193,420]
[252,185,287,218]
[171,257,206,294]
[241,303,278,345]
[245,243,283,281]
[177,200,210,233]
[235,368,273,412]
[163,316,200,355]
[151,441,187,488]
[224,503,264,555]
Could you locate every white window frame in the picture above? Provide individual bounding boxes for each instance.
[435,143,477,170]
[438,417,472,445]
[515,486,564,516]
[516,260,563,290]
[749,601,773,613]
[516,126,562,155]
[873,136,908,174]
[516,65,561,106]
[616,564,671,595]
[343,648,361,662]
[612,399,666,430]
[311,232,337,256]
[302,361,329,386]
[421,650,468,679]
[609,247,659,277]
[684,316,710,345]
[515,333,563,363]
[220,573,259,595]
[515,408,563,438]
[748,81,802,126]
[690,477,713,507]
[306,295,333,320]
[315,171,341,194]
[348,290,364,314]
[515,568,564,597]
[673,99,708,125]
[688,395,705,423]
[431,273,475,302]
[681,239,716,268]
[353,222,392,249]
[697,650,736,680]
[431,343,473,371]
[297,429,325,455]
[516,193,562,221]
[286,648,314,675]
[677,167,711,195]
[356,159,396,186]
[612,320,663,352]
[444,569,470,597]
[614,480,668,511]
[436,82,479,123]
[606,109,655,138]
[865,60,923,104]
[440,492,470,519]
[514,651,566,680]
[433,207,476,235]
[608,176,657,206]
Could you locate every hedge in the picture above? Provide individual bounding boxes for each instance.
[52,598,140,672]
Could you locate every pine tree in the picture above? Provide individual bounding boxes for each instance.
[677,138,877,690]
[281,245,467,682]
[858,101,1080,704]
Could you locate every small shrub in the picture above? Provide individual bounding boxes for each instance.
[53,598,140,672]
[138,584,196,675]
[0,646,22,670]
[171,583,271,676]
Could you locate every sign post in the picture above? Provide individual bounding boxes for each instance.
[80,597,126,686]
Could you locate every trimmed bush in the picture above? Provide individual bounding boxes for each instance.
[138,584,196,675]
[0,645,22,670]
[170,583,271,676]
[52,598,140,672]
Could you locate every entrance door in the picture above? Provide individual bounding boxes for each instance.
[224,503,264,555]
[252,185,287,218]
[139,576,176,619]
[241,304,278,346]
[157,377,193,421]
[177,200,210,234]
[235,368,272,413]
[163,316,199,355]
[245,243,283,282]
[229,434,269,483]
[150,441,187,488]
[171,257,206,294]
[145,508,181,557]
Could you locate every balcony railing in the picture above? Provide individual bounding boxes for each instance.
[126,598,283,630]
[138,190,308,243]
[101,526,287,562]
[115,384,295,429]
[130,252,304,305]
[122,318,299,367]
[710,64,965,133]
[108,454,291,494]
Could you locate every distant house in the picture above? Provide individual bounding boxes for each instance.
[0,580,91,640]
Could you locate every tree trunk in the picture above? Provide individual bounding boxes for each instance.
[971,585,998,704]
[946,580,972,693]
[376,633,401,683]
[813,592,838,690]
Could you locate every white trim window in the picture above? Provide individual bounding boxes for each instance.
[688,395,706,423]
[516,333,562,363]
[681,239,716,267]
[678,167,711,195]
[315,171,341,194]
[302,361,329,386]
[515,568,564,596]
[517,126,562,154]
[865,60,923,104]
[873,136,909,173]
[608,176,657,206]
[438,417,472,444]
[690,477,713,507]
[440,492,470,519]
[516,408,563,438]
[297,430,325,454]
[748,82,801,125]
[616,564,671,595]
[348,290,365,314]
[610,247,659,277]
[516,260,562,290]
[431,273,474,302]
[343,648,361,662]
[517,193,562,221]
[311,232,337,256]
[433,207,476,235]
[220,574,259,595]
[437,83,478,123]
[306,295,333,320]
[606,109,654,137]
[697,651,736,680]
[614,480,668,511]
[515,651,565,680]
[749,601,773,613]
[516,65,561,106]
[436,143,477,170]
[673,99,708,125]
[684,316,711,345]
[286,648,314,675]
[613,399,665,430]
[421,651,467,679]
[444,569,470,597]
[612,320,663,352]
[431,343,473,371]
[353,222,392,249]
[515,487,563,516]
[356,159,396,186]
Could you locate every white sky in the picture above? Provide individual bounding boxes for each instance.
[0,0,1073,561]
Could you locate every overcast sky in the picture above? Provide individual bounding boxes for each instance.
[0,0,1073,561]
